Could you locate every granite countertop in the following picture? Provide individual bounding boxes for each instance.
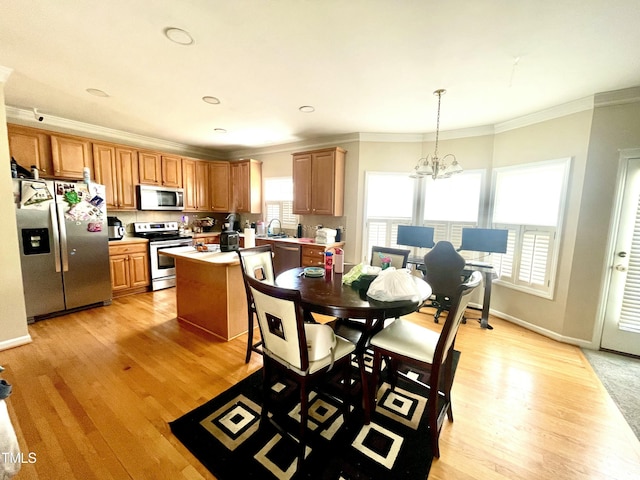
[158,246,240,266]
[109,237,148,245]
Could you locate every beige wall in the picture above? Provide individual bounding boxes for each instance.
[564,92,640,341]
[0,77,31,350]
[490,111,592,337]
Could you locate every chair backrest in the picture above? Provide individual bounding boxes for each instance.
[423,241,466,297]
[245,275,308,371]
[237,245,275,283]
[370,246,410,269]
[435,270,482,365]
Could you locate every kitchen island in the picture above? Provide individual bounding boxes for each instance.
[159,247,248,341]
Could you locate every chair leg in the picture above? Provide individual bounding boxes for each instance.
[298,379,308,463]
[245,312,255,363]
[342,357,351,418]
[365,350,382,424]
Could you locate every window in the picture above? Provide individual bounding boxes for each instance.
[363,172,414,260]
[423,171,483,259]
[264,177,298,228]
[363,170,483,261]
[491,158,571,298]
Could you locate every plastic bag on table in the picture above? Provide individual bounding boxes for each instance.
[366,267,423,302]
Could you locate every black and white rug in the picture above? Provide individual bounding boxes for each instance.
[170,354,456,479]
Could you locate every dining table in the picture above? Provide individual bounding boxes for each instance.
[275,266,432,419]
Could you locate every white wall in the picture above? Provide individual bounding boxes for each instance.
[0,69,31,351]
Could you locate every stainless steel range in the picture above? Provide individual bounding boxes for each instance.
[133,222,192,291]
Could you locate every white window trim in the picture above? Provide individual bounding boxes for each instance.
[490,157,571,299]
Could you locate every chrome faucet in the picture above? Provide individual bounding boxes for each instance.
[267,218,282,236]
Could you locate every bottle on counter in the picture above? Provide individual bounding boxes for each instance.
[324,251,334,272]
[297,223,303,238]
[334,248,344,273]
[31,165,39,180]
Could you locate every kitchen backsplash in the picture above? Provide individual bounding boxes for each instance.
[111,210,346,240]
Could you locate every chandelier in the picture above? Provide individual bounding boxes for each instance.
[412,89,462,179]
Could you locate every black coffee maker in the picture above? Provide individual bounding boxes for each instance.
[220,214,239,252]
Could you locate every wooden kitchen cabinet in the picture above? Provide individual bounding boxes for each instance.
[301,242,345,267]
[50,133,93,179]
[301,244,328,267]
[292,147,346,216]
[182,158,211,212]
[138,151,183,187]
[7,124,53,176]
[93,142,139,210]
[230,159,262,213]
[109,242,150,297]
[209,161,230,212]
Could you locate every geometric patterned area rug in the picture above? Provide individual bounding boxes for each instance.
[170,353,458,479]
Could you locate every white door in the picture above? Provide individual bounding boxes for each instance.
[601,153,640,355]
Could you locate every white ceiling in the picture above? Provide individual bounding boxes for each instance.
[2,0,640,154]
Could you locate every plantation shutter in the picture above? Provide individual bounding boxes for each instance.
[265,202,280,222]
[518,229,552,287]
[493,228,516,279]
[367,221,388,259]
[619,197,640,333]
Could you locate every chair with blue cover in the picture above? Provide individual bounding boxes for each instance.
[366,270,482,457]
[244,274,356,465]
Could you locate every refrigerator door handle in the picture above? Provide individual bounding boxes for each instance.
[51,202,62,273]
[58,204,69,272]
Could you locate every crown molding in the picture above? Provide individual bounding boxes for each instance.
[494,96,594,134]
[594,86,640,107]
[229,133,361,158]
[0,66,13,83]
[5,106,225,160]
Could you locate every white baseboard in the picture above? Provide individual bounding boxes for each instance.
[0,335,32,352]
[489,309,596,349]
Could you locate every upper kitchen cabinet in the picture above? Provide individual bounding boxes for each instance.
[230,159,262,214]
[93,142,139,211]
[7,124,53,176]
[50,133,93,179]
[209,161,230,212]
[292,147,346,216]
[182,157,211,212]
[138,151,183,187]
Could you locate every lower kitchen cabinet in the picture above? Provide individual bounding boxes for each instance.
[301,244,329,267]
[109,242,150,297]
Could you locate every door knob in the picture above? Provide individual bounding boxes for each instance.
[615,264,627,272]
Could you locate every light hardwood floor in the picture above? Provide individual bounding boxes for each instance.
[2,289,640,479]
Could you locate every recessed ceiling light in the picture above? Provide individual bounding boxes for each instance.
[164,27,194,45]
[299,105,315,113]
[86,88,109,97]
[202,96,221,105]
[214,128,227,133]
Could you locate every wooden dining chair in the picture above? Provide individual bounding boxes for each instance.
[366,270,482,458]
[237,245,276,363]
[370,246,410,269]
[334,245,412,339]
[245,275,356,464]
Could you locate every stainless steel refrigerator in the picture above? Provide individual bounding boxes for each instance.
[13,179,112,322]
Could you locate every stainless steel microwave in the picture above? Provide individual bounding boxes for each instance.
[137,184,184,211]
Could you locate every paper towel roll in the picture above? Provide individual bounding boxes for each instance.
[244,228,256,248]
